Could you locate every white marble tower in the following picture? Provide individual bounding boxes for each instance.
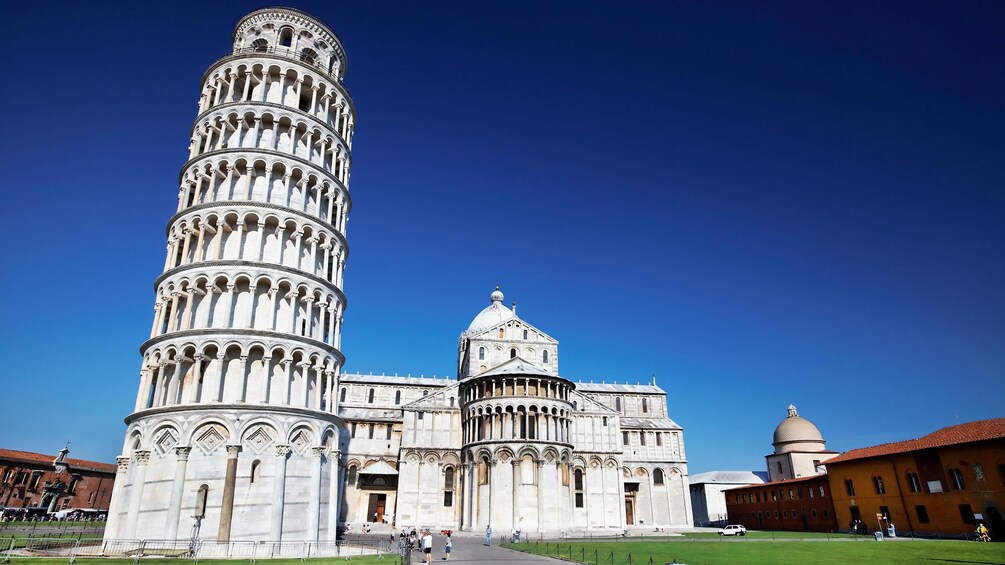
[105,7,355,542]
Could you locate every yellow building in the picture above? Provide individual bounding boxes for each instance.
[824,418,1005,540]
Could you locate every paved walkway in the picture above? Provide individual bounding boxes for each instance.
[405,531,556,565]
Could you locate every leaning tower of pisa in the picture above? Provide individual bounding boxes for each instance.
[104,8,354,543]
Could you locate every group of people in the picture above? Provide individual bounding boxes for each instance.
[399,528,452,562]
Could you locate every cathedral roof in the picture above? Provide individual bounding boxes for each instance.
[463,286,518,335]
[400,382,461,410]
[620,417,683,430]
[338,407,403,422]
[575,382,665,394]
[478,356,552,377]
[341,373,454,386]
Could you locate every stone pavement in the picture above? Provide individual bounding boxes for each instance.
[404,531,558,565]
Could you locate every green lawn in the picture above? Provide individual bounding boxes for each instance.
[651,531,857,540]
[505,539,1004,565]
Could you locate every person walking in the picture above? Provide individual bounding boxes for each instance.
[486,524,492,546]
[444,535,452,561]
[423,530,433,563]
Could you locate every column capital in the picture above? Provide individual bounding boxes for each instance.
[175,446,192,461]
[225,445,242,459]
[311,446,325,459]
[116,456,130,473]
[133,450,152,465]
[275,444,292,458]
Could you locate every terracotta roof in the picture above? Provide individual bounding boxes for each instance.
[0,449,117,474]
[825,418,1005,465]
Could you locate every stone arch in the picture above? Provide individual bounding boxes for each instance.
[287,424,316,454]
[128,429,144,452]
[151,423,182,456]
[240,420,279,454]
[190,420,233,455]
[493,447,515,463]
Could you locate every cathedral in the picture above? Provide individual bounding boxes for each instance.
[340,287,692,532]
[103,8,691,543]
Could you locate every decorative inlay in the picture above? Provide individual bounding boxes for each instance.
[246,426,275,453]
[196,426,226,454]
[154,430,178,455]
[290,429,310,453]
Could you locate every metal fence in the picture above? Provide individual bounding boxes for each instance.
[1,537,389,563]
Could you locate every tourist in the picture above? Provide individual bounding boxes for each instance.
[444,535,452,561]
[423,530,433,563]
[486,524,492,546]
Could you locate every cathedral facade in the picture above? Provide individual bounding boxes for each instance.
[105,8,691,543]
[339,287,693,533]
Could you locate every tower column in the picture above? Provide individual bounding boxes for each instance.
[307,447,324,540]
[123,450,151,539]
[271,445,291,540]
[326,449,341,540]
[511,459,520,531]
[104,456,130,539]
[217,445,241,542]
[165,446,191,539]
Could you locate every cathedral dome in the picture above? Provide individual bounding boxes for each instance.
[466,286,516,334]
[772,404,826,453]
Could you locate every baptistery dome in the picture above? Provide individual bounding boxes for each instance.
[772,404,826,453]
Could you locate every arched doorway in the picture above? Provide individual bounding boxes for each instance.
[984,506,1004,542]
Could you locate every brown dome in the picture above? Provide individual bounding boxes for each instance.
[772,405,826,453]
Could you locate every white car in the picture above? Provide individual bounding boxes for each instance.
[719,525,747,536]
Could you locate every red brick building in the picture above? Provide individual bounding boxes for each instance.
[0,447,117,515]
[724,474,838,532]
[823,418,1005,540]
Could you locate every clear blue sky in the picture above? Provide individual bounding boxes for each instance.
[1,1,1002,474]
